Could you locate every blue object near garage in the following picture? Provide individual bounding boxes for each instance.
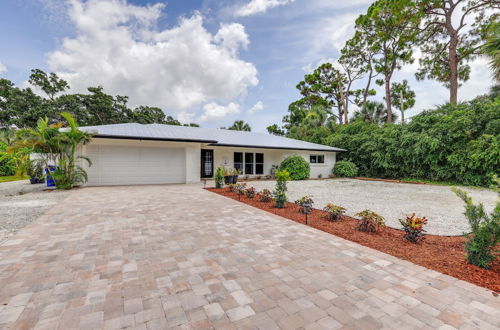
[45,166,56,187]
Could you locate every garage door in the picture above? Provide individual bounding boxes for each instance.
[85,145,186,186]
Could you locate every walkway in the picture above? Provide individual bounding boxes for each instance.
[0,185,498,329]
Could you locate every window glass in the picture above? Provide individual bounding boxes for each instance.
[318,155,325,163]
[234,152,243,172]
[245,153,254,174]
[256,153,264,163]
[255,153,264,174]
[310,155,317,163]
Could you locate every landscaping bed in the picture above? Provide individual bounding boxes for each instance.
[207,187,500,293]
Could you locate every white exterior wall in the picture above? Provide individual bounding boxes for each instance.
[207,145,337,179]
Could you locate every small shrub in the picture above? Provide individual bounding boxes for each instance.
[259,189,272,202]
[318,173,322,179]
[333,161,358,178]
[355,210,385,233]
[453,187,500,269]
[235,183,247,196]
[400,214,428,243]
[272,189,287,208]
[245,187,256,198]
[273,169,290,208]
[215,166,225,188]
[323,203,346,221]
[280,155,310,180]
[294,196,314,214]
[227,183,236,192]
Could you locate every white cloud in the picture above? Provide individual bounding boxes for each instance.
[47,0,258,121]
[235,0,294,17]
[0,61,6,75]
[214,23,249,55]
[247,101,264,114]
[200,102,240,122]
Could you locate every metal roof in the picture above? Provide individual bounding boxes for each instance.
[80,123,345,152]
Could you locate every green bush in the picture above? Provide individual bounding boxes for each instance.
[333,161,358,177]
[214,166,224,188]
[273,169,290,208]
[453,187,500,269]
[279,155,310,180]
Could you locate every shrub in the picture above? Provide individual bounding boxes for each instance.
[333,161,358,178]
[273,169,290,208]
[400,214,428,243]
[323,203,346,221]
[227,183,236,192]
[453,187,500,269]
[259,189,272,202]
[215,166,224,188]
[235,183,247,196]
[294,196,314,214]
[245,187,256,198]
[279,155,310,180]
[355,210,385,233]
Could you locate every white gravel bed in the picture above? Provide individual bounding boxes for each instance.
[0,180,70,244]
[246,178,498,236]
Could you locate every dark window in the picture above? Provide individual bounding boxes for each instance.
[234,152,243,172]
[245,152,254,174]
[310,155,325,164]
[256,153,264,174]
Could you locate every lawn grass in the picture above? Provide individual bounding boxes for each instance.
[0,175,28,183]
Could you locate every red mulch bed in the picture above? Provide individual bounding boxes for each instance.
[207,188,500,293]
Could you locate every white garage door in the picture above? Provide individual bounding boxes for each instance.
[85,145,186,186]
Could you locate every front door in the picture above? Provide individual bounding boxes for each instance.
[201,149,214,178]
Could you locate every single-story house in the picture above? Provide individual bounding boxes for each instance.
[78,123,345,186]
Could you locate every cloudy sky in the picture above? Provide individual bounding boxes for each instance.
[0,0,493,131]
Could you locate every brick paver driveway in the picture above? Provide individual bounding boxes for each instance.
[0,185,498,329]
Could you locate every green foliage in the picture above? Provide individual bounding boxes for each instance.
[245,186,256,198]
[333,161,359,178]
[0,70,197,129]
[259,189,272,202]
[228,120,251,131]
[273,170,290,208]
[453,188,500,269]
[267,124,285,136]
[390,80,415,123]
[483,21,500,83]
[279,155,310,180]
[323,203,346,221]
[399,214,428,243]
[235,183,247,196]
[294,196,314,214]
[355,210,386,233]
[325,97,500,186]
[352,101,396,125]
[9,113,93,189]
[214,166,224,188]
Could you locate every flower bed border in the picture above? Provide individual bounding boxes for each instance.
[207,187,499,293]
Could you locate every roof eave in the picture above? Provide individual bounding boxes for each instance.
[208,143,345,152]
[93,134,218,144]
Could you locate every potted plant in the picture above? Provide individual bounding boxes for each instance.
[215,166,225,188]
[224,168,240,185]
[27,162,45,184]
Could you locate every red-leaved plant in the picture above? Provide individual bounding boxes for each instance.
[355,210,385,233]
[400,214,428,243]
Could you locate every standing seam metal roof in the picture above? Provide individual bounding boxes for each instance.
[80,123,345,152]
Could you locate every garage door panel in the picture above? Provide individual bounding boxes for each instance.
[86,145,186,185]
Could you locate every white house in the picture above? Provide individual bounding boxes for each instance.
[78,123,345,186]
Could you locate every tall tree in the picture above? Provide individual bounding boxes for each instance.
[389,80,416,124]
[267,124,285,136]
[483,20,500,82]
[355,0,422,123]
[416,0,499,103]
[339,32,377,111]
[296,63,348,124]
[228,120,251,131]
[28,69,69,100]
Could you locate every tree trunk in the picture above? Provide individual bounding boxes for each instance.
[385,78,392,123]
[341,89,349,125]
[363,68,373,105]
[449,39,459,104]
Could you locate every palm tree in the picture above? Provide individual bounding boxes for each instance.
[483,22,500,83]
[8,112,92,188]
[228,120,251,131]
[352,101,398,125]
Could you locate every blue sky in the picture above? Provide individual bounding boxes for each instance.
[0,0,493,132]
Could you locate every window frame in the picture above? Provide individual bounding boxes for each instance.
[310,154,325,164]
[234,152,264,175]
